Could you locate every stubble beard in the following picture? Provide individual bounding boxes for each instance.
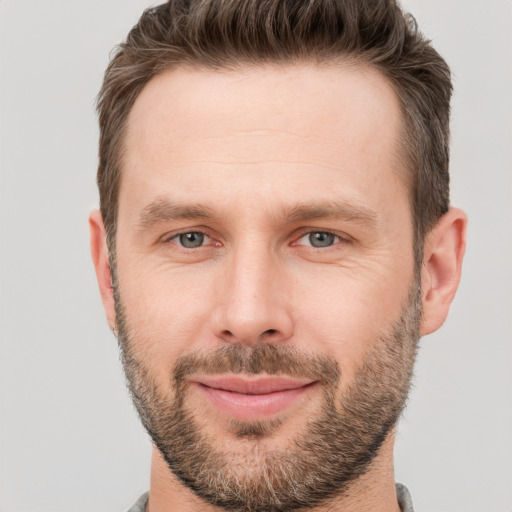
[114,282,421,512]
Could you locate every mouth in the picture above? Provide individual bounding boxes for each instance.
[191,376,318,420]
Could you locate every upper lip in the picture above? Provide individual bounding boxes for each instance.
[193,376,316,395]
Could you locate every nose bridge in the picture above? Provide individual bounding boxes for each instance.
[214,235,293,345]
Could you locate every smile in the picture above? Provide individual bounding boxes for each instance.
[192,376,318,420]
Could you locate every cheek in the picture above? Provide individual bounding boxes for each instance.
[291,267,411,381]
[116,258,219,378]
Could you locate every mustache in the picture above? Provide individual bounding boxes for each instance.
[172,344,340,386]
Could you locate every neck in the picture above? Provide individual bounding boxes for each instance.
[146,433,402,512]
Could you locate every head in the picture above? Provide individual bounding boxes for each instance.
[90,1,466,510]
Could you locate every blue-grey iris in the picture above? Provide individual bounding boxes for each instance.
[180,232,204,248]
[309,232,335,247]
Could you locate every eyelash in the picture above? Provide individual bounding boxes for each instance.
[163,229,216,248]
[162,229,351,250]
[293,229,353,249]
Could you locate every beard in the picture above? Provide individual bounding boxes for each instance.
[114,283,421,512]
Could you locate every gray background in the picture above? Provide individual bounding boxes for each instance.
[1,1,511,511]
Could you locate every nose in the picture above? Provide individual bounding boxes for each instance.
[212,241,294,347]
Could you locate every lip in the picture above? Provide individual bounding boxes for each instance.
[191,376,317,420]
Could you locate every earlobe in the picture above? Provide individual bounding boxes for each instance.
[420,208,467,336]
[89,210,117,331]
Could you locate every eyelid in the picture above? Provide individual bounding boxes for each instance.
[161,228,216,246]
[158,227,351,248]
[291,228,353,246]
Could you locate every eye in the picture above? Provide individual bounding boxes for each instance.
[171,232,211,248]
[297,231,340,248]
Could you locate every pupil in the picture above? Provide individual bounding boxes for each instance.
[309,232,335,247]
[180,232,204,248]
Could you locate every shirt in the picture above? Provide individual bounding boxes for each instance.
[126,482,414,511]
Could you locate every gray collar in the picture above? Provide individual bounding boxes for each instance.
[126,483,414,512]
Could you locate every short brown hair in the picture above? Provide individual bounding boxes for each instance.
[97,0,452,264]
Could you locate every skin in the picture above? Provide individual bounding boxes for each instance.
[90,63,467,511]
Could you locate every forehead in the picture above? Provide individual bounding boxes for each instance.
[121,62,406,218]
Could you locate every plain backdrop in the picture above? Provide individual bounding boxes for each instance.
[1,1,511,511]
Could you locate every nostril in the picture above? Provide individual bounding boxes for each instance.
[222,330,236,340]
[264,329,277,336]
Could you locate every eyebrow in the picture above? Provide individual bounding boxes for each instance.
[279,201,377,225]
[136,199,218,229]
[136,198,378,230]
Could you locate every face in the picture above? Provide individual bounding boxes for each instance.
[113,63,419,510]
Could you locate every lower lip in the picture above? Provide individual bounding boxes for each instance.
[195,383,316,420]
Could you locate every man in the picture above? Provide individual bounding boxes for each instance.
[89,0,467,510]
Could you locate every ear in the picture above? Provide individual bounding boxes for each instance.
[89,210,116,331]
[420,208,467,336]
